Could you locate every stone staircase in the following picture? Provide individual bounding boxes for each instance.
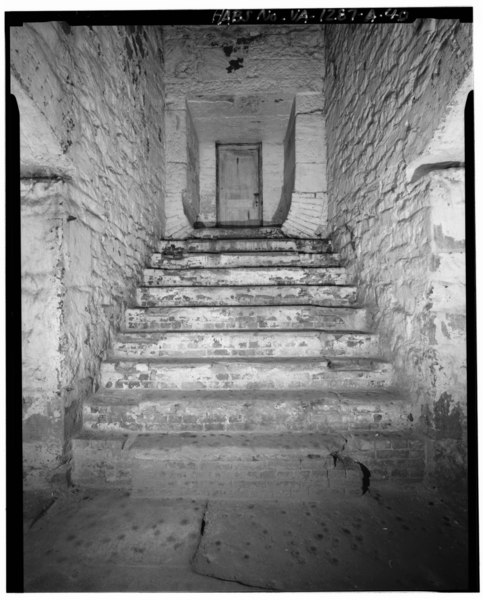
[72,227,424,499]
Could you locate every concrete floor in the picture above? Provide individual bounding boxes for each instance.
[23,482,469,592]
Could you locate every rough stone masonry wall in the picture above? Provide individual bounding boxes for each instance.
[163,25,325,234]
[325,20,472,488]
[12,23,165,488]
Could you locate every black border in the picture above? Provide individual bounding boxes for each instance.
[6,78,23,596]
[465,90,479,593]
[4,6,473,27]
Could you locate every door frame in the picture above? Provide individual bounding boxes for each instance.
[216,142,263,227]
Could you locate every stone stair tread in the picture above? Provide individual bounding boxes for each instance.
[136,285,357,308]
[189,227,285,239]
[146,264,345,271]
[142,266,348,287]
[154,251,339,258]
[158,238,333,254]
[84,387,410,433]
[114,328,373,337]
[138,284,355,289]
[104,356,389,366]
[151,250,341,266]
[74,429,348,455]
[101,358,393,390]
[127,304,364,313]
[124,305,368,332]
[136,285,356,296]
[160,237,328,241]
[86,387,409,407]
[151,251,341,267]
[110,329,380,360]
[184,248,330,254]
[73,427,421,457]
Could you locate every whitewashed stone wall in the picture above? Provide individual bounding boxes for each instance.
[282,92,328,237]
[13,23,166,487]
[198,141,217,225]
[21,180,65,488]
[163,25,326,233]
[163,25,325,97]
[325,20,472,487]
[164,101,197,237]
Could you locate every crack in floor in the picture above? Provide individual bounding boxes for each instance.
[190,499,278,591]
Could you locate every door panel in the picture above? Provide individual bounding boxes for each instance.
[217,144,262,227]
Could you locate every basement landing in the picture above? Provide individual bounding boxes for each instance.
[23,483,468,592]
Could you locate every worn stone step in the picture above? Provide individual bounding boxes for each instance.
[71,429,425,497]
[125,305,368,331]
[100,357,393,390]
[150,251,341,269]
[111,330,380,359]
[136,284,357,308]
[190,227,285,239]
[83,388,412,433]
[142,266,348,286]
[158,238,332,254]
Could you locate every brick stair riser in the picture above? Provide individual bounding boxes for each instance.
[100,361,393,390]
[136,285,357,307]
[150,252,341,269]
[83,397,411,433]
[73,460,363,500]
[71,432,425,498]
[345,434,426,481]
[111,331,380,359]
[158,239,332,253]
[142,267,348,287]
[71,443,363,499]
[125,306,368,332]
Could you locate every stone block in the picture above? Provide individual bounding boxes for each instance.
[166,162,187,195]
[295,115,327,163]
[166,110,188,162]
[295,163,327,193]
[295,92,324,114]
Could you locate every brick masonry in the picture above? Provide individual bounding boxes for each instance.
[72,429,424,499]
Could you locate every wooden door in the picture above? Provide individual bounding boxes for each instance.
[217,143,262,227]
